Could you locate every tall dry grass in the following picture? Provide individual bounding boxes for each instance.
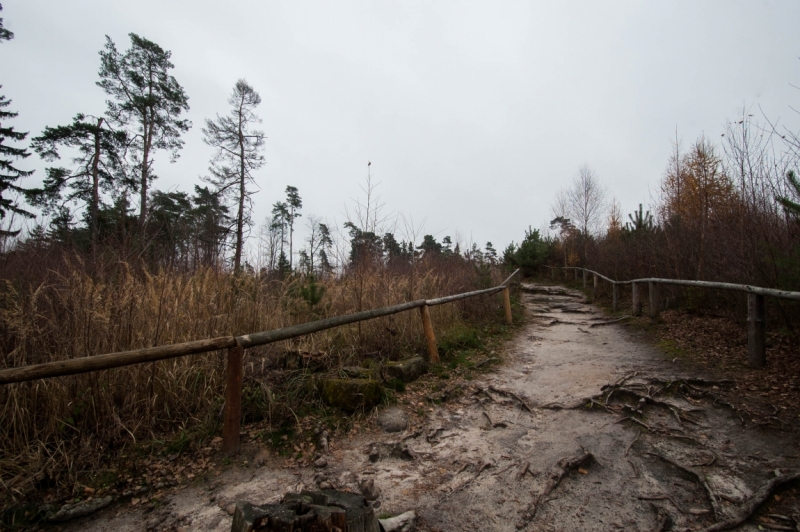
[0,250,502,503]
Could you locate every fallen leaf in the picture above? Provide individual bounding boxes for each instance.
[774,494,781,501]
[578,468,588,475]
[131,498,140,506]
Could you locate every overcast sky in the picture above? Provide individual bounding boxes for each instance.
[2,1,800,255]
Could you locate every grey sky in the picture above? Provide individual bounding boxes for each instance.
[2,1,800,255]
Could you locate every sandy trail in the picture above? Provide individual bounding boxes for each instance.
[68,283,799,531]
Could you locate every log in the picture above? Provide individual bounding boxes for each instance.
[747,293,766,368]
[419,305,440,364]
[222,342,244,454]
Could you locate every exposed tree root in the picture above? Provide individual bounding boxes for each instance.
[646,451,722,522]
[589,316,631,327]
[516,449,593,530]
[698,471,800,532]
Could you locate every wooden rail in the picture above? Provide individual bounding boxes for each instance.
[549,266,800,369]
[0,269,520,453]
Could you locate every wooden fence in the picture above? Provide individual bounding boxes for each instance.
[546,266,800,369]
[0,269,519,454]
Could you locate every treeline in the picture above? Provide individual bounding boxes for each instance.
[509,111,800,320]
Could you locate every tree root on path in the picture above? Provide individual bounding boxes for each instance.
[516,449,594,530]
[698,471,800,532]
[589,316,631,327]
[646,451,722,522]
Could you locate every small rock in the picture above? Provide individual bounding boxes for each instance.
[226,503,237,516]
[379,510,416,532]
[314,458,328,468]
[377,407,409,433]
[368,445,380,463]
[318,481,333,490]
[359,478,381,501]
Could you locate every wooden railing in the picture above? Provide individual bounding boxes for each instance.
[0,269,520,453]
[545,266,800,369]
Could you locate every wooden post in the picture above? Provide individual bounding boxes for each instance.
[503,286,513,325]
[419,305,440,364]
[747,293,766,368]
[649,281,661,319]
[222,342,244,454]
[632,282,641,316]
[582,269,587,288]
[574,268,578,280]
[612,283,619,312]
[593,273,598,297]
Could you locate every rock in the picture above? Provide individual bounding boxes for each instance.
[314,457,328,468]
[341,366,376,379]
[319,378,383,412]
[359,478,381,501]
[368,446,380,463]
[47,496,113,522]
[379,510,416,532]
[376,407,409,433]
[318,481,333,490]
[383,357,427,383]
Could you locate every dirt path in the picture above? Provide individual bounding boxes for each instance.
[67,283,800,531]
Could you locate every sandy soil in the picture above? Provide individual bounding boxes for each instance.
[61,283,800,532]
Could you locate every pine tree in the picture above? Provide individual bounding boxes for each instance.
[0,3,13,42]
[0,90,34,233]
[98,33,191,227]
[284,186,302,270]
[202,79,265,271]
[777,170,800,218]
[30,114,128,242]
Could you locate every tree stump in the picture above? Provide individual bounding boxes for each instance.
[231,490,380,532]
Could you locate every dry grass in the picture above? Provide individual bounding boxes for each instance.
[0,252,502,506]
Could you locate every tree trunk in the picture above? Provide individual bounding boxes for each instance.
[90,118,103,245]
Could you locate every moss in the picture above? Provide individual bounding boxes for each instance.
[319,378,383,412]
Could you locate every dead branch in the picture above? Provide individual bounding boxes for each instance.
[699,471,800,532]
[516,449,593,529]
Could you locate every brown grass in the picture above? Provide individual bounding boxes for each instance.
[0,252,502,506]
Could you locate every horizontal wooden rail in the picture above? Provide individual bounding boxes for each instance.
[0,268,519,453]
[0,269,520,385]
[553,266,799,369]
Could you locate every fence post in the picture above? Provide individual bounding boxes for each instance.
[419,305,440,364]
[222,341,244,454]
[583,269,587,288]
[612,283,619,312]
[747,293,766,368]
[574,268,578,280]
[503,286,513,325]
[632,283,641,316]
[593,273,598,296]
[649,281,661,319]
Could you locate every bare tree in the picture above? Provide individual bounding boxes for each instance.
[202,79,265,271]
[567,164,607,238]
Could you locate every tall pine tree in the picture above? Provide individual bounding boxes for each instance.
[202,79,265,271]
[97,33,191,227]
